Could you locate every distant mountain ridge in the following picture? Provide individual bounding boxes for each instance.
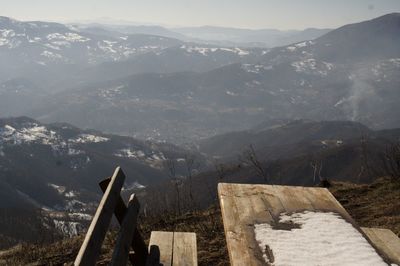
[1,13,399,143]
[199,119,388,159]
[172,25,331,47]
[27,14,400,143]
[0,117,202,209]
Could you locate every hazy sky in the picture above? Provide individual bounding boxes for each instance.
[2,0,400,29]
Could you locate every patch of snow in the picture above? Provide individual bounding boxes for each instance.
[68,148,84,155]
[47,32,90,42]
[123,181,146,190]
[53,220,81,237]
[41,50,63,60]
[98,85,124,99]
[114,148,145,159]
[65,191,77,198]
[68,212,92,221]
[70,134,109,143]
[151,152,166,161]
[181,45,250,56]
[287,46,296,52]
[254,211,387,266]
[48,183,66,194]
[0,124,66,152]
[242,63,272,73]
[226,90,239,96]
[291,59,334,76]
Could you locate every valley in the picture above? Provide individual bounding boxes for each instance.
[0,10,399,262]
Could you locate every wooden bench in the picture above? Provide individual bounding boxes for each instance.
[74,167,198,266]
[147,231,197,266]
[218,183,399,265]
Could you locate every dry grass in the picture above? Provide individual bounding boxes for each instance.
[330,177,400,236]
[0,178,398,265]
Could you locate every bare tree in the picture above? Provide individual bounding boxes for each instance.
[310,158,330,187]
[164,159,182,216]
[184,154,196,204]
[240,144,269,182]
[213,159,226,181]
[361,137,400,181]
[382,142,400,180]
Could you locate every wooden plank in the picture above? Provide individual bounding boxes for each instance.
[110,194,140,266]
[218,183,391,266]
[172,232,197,266]
[147,231,174,266]
[218,183,280,266]
[362,227,400,264]
[273,185,314,213]
[99,178,148,266]
[74,167,125,266]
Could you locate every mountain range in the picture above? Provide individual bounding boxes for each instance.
[0,117,203,210]
[7,13,396,144]
[0,12,399,251]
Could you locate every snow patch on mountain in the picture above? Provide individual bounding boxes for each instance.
[0,124,66,152]
[242,63,273,73]
[114,148,146,159]
[48,183,66,194]
[180,45,251,56]
[291,59,334,76]
[47,32,90,43]
[53,220,82,237]
[70,134,109,143]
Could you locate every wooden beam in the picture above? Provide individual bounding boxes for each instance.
[74,167,125,266]
[110,194,140,266]
[99,177,148,266]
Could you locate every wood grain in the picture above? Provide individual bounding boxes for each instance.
[147,231,174,266]
[99,177,148,266]
[362,227,400,264]
[74,167,125,266]
[110,194,140,266]
[218,183,392,266]
[172,232,197,266]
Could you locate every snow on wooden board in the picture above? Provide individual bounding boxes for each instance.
[254,211,387,266]
[218,183,393,266]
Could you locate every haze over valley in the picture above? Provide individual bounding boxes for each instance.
[0,1,399,261]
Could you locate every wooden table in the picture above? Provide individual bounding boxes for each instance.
[218,183,395,266]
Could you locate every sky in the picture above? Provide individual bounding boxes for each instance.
[1,0,400,29]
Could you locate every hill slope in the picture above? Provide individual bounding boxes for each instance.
[0,117,202,210]
[1,178,398,265]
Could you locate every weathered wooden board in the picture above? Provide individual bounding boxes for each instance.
[99,178,147,266]
[110,194,140,266]
[173,232,197,266]
[74,167,125,266]
[147,231,174,266]
[146,231,197,266]
[362,227,400,264]
[218,183,390,266]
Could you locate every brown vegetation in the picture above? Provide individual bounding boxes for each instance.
[0,177,398,265]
